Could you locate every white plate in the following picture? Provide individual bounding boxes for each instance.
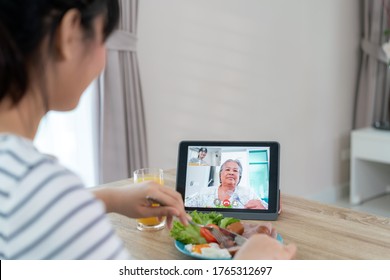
[175,233,283,260]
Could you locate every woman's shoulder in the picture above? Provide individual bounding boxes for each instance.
[0,133,54,167]
[235,184,255,193]
[0,133,84,199]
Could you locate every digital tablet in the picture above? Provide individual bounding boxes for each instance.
[176,141,280,220]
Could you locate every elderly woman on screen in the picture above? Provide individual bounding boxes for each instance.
[186,159,268,209]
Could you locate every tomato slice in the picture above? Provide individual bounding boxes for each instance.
[200,227,217,243]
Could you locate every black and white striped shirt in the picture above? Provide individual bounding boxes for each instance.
[0,134,130,259]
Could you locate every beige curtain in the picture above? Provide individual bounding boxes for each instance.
[354,0,390,129]
[96,0,148,184]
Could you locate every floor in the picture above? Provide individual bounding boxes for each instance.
[331,193,390,218]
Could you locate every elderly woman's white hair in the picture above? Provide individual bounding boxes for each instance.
[219,159,243,185]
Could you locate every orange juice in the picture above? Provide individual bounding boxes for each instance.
[136,176,165,226]
[133,169,166,231]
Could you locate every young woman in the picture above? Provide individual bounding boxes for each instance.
[0,0,296,260]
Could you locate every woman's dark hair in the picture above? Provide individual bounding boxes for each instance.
[0,0,119,106]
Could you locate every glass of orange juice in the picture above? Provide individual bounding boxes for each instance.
[133,168,166,231]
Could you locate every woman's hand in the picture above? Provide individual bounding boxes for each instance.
[92,181,189,229]
[234,234,297,260]
[244,199,267,209]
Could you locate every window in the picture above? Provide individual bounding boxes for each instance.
[248,150,269,201]
[34,83,98,187]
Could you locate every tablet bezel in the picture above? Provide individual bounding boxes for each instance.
[176,141,280,220]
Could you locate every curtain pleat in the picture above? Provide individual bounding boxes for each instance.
[96,0,148,184]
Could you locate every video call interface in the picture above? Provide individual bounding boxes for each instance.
[184,146,271,210]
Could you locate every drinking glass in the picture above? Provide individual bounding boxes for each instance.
[133,168,166,231]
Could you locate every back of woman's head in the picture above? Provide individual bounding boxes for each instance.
[0,0,119,106]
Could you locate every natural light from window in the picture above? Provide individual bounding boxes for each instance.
[34,82,98,187]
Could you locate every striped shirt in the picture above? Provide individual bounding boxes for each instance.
[0,134,130,259]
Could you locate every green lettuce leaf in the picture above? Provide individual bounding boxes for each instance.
[190,210,224,226]
[219,217,240,228]
[169,211,241,244]
[169,221,206,244]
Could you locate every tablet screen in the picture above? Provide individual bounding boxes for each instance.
[176,141,280,220]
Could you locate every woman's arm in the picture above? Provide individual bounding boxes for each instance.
[92,181,189,229]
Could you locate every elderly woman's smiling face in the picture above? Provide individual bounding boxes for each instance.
[220,161,240,187]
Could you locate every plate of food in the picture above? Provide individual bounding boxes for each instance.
[170,211,283,260]
[175,240,232,260]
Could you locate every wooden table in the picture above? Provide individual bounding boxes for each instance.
[104,170,390,260]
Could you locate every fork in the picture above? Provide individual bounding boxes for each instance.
[207,227,236,248]
[188,220,235,248]
[188,219,213,229]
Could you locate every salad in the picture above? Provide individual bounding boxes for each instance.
[170,210,239,244]
[170,211,240,258]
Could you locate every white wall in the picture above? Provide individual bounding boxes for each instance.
[137,0,361,201]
